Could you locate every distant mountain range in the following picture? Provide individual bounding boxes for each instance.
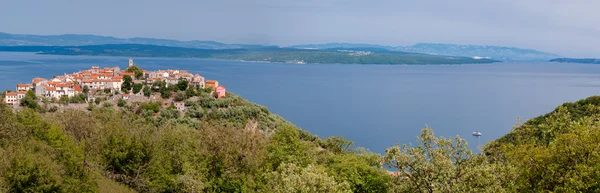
[0,32,559,61]
[0,32,268,49]
[548,58,600,64]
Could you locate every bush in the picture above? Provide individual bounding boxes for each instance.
[102,102,113,108]
[59,96,69,105]
[133,83,144,94]
[20,96,40,110]
[117,99,126,107]
[174,91,187,102]
[160,88,171,99]
[48,105,58,113]
[186,88,196,98]
[143,86,151,97]
[139,103,160,113]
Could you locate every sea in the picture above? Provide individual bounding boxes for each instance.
[2,52,600,153]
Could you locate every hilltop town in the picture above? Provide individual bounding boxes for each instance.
[2,58,226,112]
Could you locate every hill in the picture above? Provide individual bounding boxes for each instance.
[0,44,498,65]
[3,75,600,191]
[0,86,392,192]
[484,96,600,192]
[395,43,559,61]
[292,43,559,61]
[548,58,600,64]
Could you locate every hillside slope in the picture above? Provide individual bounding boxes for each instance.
[0,90,391,192]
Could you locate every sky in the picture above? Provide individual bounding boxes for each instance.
[1,0,599,57]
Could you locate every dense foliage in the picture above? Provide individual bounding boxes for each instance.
[484,96,600,192]
[4,83,600,192]
[0,91,391,192]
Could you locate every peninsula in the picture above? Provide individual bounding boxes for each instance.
[548,58,600,64]
[0,44,498,65]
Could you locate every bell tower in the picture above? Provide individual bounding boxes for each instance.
[128,58,134,67]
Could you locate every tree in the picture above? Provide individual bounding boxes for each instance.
[133,83,144,94]
[122,75,133,92]
[185,88,196,98]
[125,66,144,79]
[160,87,171,99]
[82,85,89,95]
[265,163,352,193]
[384,127,515,193]
[26,90,36,100]
[174,91,187,102]
[20,96,40,110]
[177,78,189,91]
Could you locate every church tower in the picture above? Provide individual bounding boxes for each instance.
[128,58,134,67]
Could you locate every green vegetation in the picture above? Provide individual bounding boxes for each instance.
[4,79,600,192]
[0,91,390,192]
[484,96,600,192]
[212,48,497,65]
[125,66,144,79]
[0,44,497,65]
[132,83,143,94]
[122,75,133,92]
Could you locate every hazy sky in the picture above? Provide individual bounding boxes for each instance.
[1,0,599,57]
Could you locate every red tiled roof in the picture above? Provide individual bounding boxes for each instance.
[55,83,72,87]
[32,78,47,84]
[74,86,82,92]
[6,92,17,96]
[82,79,93,83]
[45,87,56,91]
[17,83,31,87]
[206,80,217,83]
[17,91,26,95]
[217,86,225,89]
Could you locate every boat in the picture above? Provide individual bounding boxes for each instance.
[473,131,482,136]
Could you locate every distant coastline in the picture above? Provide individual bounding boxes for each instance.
[548,58,600,64]
[0,44,498,65]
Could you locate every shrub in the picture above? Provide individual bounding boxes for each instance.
[117,99,126,107]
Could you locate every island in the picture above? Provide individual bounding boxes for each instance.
[0,44,498,65]
[548,58,600,64]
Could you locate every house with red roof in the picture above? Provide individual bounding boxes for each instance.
[3,91,18,106]
[16,83,32,91]
[206,80,219,90]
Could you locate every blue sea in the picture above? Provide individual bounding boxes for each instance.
[2,52,600,153]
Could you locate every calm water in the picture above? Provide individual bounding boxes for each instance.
[2,52,600,153]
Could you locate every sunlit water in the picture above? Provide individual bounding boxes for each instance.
[2,52,600,153]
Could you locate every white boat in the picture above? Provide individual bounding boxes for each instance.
[473,131,482,136]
